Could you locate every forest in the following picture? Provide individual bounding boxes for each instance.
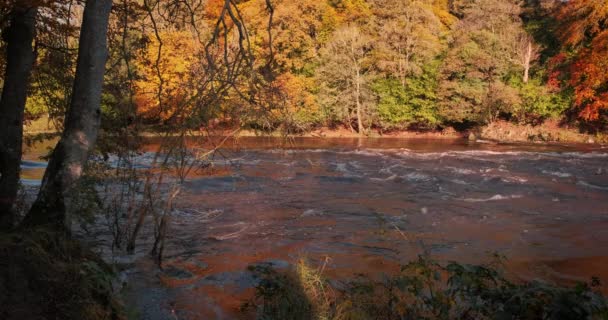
[3,0,608,138]
[1,0,608,319]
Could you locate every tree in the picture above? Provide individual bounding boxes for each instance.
[518,34,539,83]
[133,30,200,121]
[318,25,374,134]
[554,0,608,121]
[372,62,441,129]
[437,0,526,124]
[0,3,37,230]
[22,0,113,231]
[368,0,449,130]
[370,0,444,86]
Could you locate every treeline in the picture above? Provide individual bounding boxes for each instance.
[233,0,606,133]
[6,0,608,136]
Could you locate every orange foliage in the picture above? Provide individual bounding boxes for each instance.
[569,32,608,120]
[134,30,200,120]
[555,0,608,120]
[555,0,608,47]
[203,0,227,20]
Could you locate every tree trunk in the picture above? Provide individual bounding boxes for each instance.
[355,66,364,136]
[0,6,37,230]
[523,39,532,84]
[21,0,113,231]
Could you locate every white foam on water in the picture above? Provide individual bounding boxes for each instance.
[461,194,523,202]
[209,222,249,240]
[392,149,608,161]
[505,176,529,183]
[335,163,348,173]
[404,172,432,182]
[349,161,363,169]
[447,167,477,175]
[450,179,469,185]
[172,208,224,223]
[335,162,362,178]
[542,170,572,178]
[370,174,399,182]
[262,148,608,163]
[301,209,324,217]
[577,181,608,191]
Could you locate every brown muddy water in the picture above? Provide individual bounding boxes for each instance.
[22,137,608,319]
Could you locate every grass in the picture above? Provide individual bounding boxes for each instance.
[243,255,608,320]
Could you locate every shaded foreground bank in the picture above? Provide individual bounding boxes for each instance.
[0,228,123,320]
[245,257,608,320]
[1,228,607,319]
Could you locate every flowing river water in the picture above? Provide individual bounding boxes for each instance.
[22,137,608,319]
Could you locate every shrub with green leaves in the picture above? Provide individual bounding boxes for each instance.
[511,78,571,124]
[372,64,441,130]
[245,255,608,320]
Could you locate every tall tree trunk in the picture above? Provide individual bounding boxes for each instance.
[523,39,532,84]
[21,0,113,231]
[0,6,37,231]
[355,66,364,136]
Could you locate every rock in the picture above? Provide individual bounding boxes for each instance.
[587,137,596,144]
[468,133,477,141]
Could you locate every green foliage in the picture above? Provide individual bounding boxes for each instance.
[372,66,440,129]
[511,78,572,123]
[24,94,48,120]
[246,255,608,320]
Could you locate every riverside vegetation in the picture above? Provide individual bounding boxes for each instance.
[1,0,608,319]
[15,0,608,138]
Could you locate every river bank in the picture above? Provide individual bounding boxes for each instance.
[150,122,607,145]
[294,120,604,144]
[25,116,605,144]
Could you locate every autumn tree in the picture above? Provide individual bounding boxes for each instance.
[370,0,445,85]
[554,0,608,122]
[232,0,334,131]
[437,0,526,124]
[318,25,375,134]
[369,0,450,129]
[27,2,82,127]
[134,30,201,121]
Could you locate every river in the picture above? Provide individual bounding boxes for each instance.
[22,137,608,319]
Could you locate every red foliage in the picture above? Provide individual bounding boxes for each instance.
[554,0,608,120]
[569,33,608,120]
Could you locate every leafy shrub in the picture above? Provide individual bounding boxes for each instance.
[372,64,441,130]
[509,77,571,124]
[245,255,608,320]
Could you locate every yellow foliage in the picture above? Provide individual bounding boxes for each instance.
[134,30,200,120]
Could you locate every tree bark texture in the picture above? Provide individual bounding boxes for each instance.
[0,6,37,230]
[22,0,112,231]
